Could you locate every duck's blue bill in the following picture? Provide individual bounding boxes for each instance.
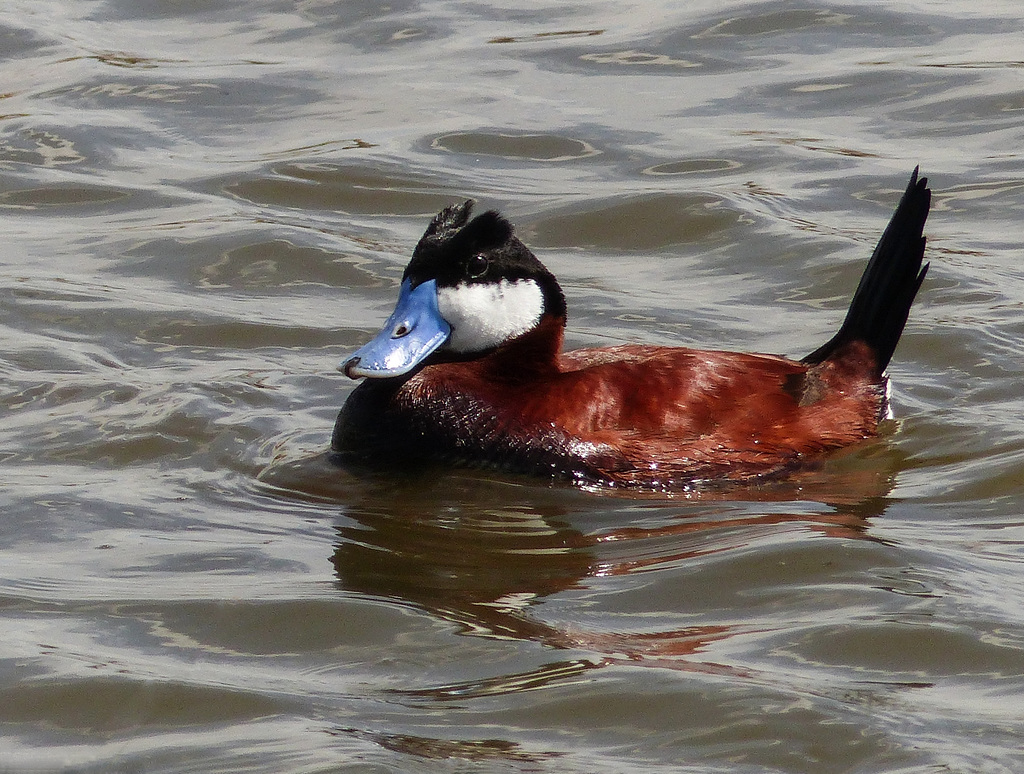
[340,278,450,379]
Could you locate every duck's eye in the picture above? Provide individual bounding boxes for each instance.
[466,254,489,279]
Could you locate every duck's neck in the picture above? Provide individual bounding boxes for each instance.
[478,313,565,383]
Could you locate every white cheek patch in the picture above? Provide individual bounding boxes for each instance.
[436,279,544,354]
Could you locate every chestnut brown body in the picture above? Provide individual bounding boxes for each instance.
[334,170,931,491]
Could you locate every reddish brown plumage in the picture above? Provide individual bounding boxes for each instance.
[336,323,886,488]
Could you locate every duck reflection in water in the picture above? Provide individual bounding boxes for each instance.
[258,438,900,763]
[319,457,898,690]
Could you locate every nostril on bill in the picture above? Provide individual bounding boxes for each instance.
[340,356,360,377]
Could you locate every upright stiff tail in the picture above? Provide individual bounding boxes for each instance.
[803,167,931,374]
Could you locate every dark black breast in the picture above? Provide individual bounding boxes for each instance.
[331,378,631,483]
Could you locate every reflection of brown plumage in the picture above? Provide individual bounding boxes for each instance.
[315,466,890,687]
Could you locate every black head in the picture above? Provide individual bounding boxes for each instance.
[340,202,568,379]
[403,201,566,319]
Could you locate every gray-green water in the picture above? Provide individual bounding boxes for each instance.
[3,1,1024,772]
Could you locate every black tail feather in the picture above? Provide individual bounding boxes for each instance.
[803,167,930,373]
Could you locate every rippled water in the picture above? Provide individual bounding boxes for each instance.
[3,1,1024,772]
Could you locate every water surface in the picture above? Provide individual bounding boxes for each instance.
[3,1,1024,772]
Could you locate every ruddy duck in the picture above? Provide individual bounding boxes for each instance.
[333,169,930,490]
